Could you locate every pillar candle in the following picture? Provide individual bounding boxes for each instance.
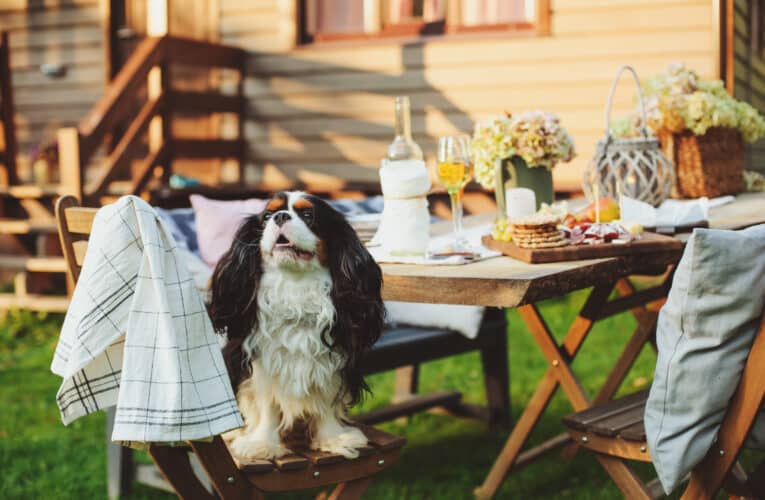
[505,188,537,219]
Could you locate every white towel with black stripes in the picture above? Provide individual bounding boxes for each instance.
[51,195,243,444]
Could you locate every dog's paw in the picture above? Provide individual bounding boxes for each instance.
[229,436,288,460]
[312,427,368,459]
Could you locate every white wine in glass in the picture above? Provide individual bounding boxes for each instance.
[436,135,474,252]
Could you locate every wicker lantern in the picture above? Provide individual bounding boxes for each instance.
[583,65,674,207]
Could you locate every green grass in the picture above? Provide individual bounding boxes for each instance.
[0,291,668,499]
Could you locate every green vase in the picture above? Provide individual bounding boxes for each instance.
[494,155,554,218]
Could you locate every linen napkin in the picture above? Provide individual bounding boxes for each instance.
[51,195,243,444]
[620,195,735,230]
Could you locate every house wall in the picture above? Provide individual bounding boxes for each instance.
[732,0,765,171]
[220,0,719,190]
[0,0,106,178]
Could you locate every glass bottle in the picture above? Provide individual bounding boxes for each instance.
[386,96,423,161]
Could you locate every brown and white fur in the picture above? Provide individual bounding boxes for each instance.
[210,191,384,460]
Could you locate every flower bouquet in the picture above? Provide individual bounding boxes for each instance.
[617,63,765,197]
[472,110,575,214]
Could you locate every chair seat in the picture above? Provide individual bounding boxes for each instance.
[562,391,652,462]
[373,325,463,351]
[363,310,507,374]
[228,423,405,492]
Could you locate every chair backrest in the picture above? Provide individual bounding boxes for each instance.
[55,195,99,284]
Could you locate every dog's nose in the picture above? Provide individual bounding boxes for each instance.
[273,211,291,226]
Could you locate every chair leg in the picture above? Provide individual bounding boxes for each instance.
[723,461,754,498]
[594,453,653,499]
[479,330,511,429]
[326,477,375,500]
[748,459,765,497]
[190,436,254,500]
[105,407,134,500]
[392,365,419,424]
[393,365,420,402]
[149,444,217,500]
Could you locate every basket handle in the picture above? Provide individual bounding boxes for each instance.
[604,65,649,139]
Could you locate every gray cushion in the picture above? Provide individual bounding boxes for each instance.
[645,224,765,494]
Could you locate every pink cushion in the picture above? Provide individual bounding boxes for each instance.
[189,194,268,267]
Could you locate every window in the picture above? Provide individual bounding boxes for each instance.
[300,0,549,43]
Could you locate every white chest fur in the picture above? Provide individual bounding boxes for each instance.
[242,266,342,403]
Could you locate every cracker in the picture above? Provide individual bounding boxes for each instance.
[513,232,565,243]
[510,225,559,234]
[509,213,562,228]
[516,239,570,249]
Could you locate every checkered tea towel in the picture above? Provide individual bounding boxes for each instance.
[51,195,243,443]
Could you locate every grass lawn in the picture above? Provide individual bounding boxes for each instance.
[1,290,666,499]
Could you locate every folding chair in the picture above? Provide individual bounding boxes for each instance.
[562,309,765,499]
[55,195,405,499]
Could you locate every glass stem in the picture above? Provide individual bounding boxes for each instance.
[449,190,464,245]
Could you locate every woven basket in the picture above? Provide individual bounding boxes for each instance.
[657,127,744,198]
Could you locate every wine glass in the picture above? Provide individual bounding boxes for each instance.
[436,135,474,252]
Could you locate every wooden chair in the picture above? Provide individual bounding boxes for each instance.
[58,194,509,498]
[562,310,765,499]
[55,195,406,500]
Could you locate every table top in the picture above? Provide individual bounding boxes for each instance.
[380,192,765,307]
[707,192,765,230]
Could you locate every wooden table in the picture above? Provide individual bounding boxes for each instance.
[378,192,765,499]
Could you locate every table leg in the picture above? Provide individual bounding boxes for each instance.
[474,284,614,499]
[593,311,657,405]
[476,272,675,498]
[595,271,673,404]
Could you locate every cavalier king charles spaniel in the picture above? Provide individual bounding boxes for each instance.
[210,191,384,460]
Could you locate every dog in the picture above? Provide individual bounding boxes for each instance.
[210,191,384,460]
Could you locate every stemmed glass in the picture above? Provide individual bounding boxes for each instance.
[436,135,474,252]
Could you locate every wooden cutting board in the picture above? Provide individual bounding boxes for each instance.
[481,232,683,264]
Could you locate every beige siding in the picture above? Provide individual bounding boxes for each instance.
[222,0,717,190]
[733,0,765,172]
[0,0,105,177]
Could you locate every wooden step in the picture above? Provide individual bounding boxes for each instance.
[0,218,58,234]
[0,184,62,198]
[0,292,69,312]
[0,255,67,273]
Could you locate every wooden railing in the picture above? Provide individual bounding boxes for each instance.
[57,36,247,205]
[0,31,18,186]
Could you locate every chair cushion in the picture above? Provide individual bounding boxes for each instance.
[385,302,485,339]
[645,224,765,494]
[155,207,200,256]
[189,194,267,267]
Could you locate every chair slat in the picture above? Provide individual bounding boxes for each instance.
[73,240,88,266]
[357,424,407,451]
[355,446,375,457]
[297,448,345,466]
[64,207,98,234]
[230,455,275,474]
[618,421,646,442]
[562,390,648,431]
[591,405,646,438]
[273,453,309,471]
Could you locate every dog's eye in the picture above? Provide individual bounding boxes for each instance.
[299,209,313,223]
[263,211,273,221]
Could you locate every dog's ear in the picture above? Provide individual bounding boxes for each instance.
[319,201,385,406]
[210,214,263,389]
